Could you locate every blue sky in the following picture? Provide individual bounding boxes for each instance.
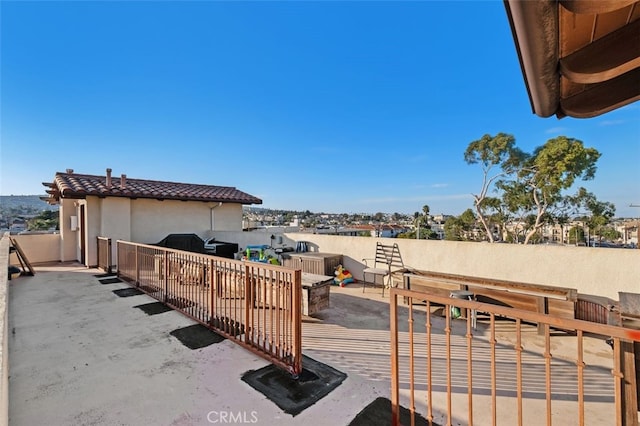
[1,1,639,217]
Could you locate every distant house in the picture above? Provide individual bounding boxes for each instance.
[42,169,261,267]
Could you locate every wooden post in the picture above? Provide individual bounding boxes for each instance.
[620,340,639,426]
[636,342,640,409]
[537,297,549,335]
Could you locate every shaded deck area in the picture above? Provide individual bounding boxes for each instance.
[8,263,620,425]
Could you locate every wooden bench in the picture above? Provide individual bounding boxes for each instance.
[401,270,578,334]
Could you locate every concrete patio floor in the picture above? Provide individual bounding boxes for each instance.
[8,263,619,425]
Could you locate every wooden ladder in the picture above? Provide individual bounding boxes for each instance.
[9,237,35,276]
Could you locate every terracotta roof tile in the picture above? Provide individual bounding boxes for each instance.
[45,172,262,205]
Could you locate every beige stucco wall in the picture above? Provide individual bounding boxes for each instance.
[212,231,638,300]
[129,199,242,244]
[9,234,61,265]
[5,226,638,300]
[99,197,131,265]
[283,234,639,300]
[50,196,246,266]
[59,198,78,263]
[83,197,102,267]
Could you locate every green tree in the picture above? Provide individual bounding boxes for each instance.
[464,133,524,242]
[422,204,430,218]
[572,187,616,243]
[517,137,600,244]
[599,227,621,242]
[444,209,478,241]
[568,226,585,245]
[27,210,59,231]
[444,217,464,241]
[466,135,601,244]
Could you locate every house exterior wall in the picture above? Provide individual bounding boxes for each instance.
[84,197,102,267]
[129,199,243,244]
[59,198,78,262]
[99,197,131,265]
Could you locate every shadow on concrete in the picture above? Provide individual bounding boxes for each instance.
[170,323,225,349]
[99,277,123,285]
[112,288,144,297]
[134,302,174,316]
[348,397,434,426]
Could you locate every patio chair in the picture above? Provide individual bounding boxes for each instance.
[362,242,404,296]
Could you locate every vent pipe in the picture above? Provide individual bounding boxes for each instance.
[66,168,74,174]
[106,168,112,188]
[120,174,127,190]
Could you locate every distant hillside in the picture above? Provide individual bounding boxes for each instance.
[0,195,58,213]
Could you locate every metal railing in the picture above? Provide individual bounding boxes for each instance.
[390,287,640,426]
[116,240,303,376]
[97,237,112,274]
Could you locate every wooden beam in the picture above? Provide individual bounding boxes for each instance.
[560,19,640,84]
[560,67,640,118]
[559,0,637,15]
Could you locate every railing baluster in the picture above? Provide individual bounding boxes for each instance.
[445,302,452,426]
[409,302,415,426]
[612,337,623,426]
[516,318,523,426]
[466,310,473,426]
[490,313,497,426]
[388,286,639,426]
[577,329,585,426]
[390,291,400,426]
[544,323,552,426]
[426,300,434,426]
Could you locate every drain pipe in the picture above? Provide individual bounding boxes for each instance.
[210,202,223,232]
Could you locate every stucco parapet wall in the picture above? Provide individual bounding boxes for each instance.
[283,233,640,301]
[0,234,10,426]
[9,234,61,265]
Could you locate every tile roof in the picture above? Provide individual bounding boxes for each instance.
[43,171,262,205]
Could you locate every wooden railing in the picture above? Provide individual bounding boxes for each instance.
[116,240,303,376]
[390,286,640,426]
[97,237,112,274]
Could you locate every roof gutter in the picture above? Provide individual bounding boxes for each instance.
[503,0,560,118]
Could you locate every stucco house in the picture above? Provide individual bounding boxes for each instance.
[42,168,262,268]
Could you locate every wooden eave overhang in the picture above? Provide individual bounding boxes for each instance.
[504,0,640,119]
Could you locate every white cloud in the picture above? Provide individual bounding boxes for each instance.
[545,127,568,135]
[598,120,625,126]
